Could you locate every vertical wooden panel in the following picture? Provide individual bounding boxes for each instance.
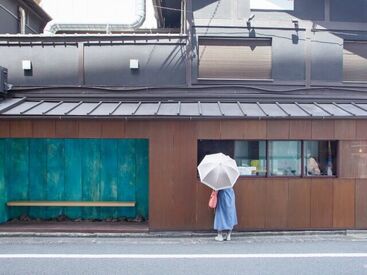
[99,139,118,219]
[56,121,78,138]
[333,179,355,228]
[117,139,136,218]
[0,139,7,223]
[197,121,220,139]
[79,121,102,138]
[33,120,56,138]
[10,121,32,137]
[220,120,245,139]
[0,120,10,137]
[289,120,312,139]
[236,179,266,230]
[311,120,335,139]
[356,179,367,229]
[356,120,367,140]
[195,180,214,230]
[6,139,29,219]
[135,139,149,219]
[149,121,175,229]
[64,139,82,219]
[125,120,149,138]
[46,139,65,218]
[265,179,288,229]
[287,179,311,228]
[243,120,267,139]
[335,120,356,140]
[310,179,333,228]
[81,139,101,219]
[267,120,290,139]
[101,121,125,138]
[28,139,47,219]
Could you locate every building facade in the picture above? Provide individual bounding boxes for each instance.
[0,0,367,231]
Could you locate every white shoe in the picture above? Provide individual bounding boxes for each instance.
[226,234,231,241]
[215,234,224,242]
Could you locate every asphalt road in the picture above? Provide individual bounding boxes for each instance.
[1,233,367,275]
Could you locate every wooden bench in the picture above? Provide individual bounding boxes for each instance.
[7,201,135,207]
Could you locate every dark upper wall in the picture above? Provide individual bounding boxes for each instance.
[0,0,50,34]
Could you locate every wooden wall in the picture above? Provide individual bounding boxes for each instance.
[0,118,366,230]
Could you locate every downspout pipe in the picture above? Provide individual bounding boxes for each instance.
[43,0,146,34]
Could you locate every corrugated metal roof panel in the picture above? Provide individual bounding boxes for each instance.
[47,102,80,115]
[221,103,244,116]
[112,103,140,115]
[280,104,309,117]
[24,102,60,115]
[318,104,352,116]
[298,104,330,117]
[135,103,159,115]
[68,103,98,116]
[158,103,179,116]
[240,103,267,117]
[89,103,117,116]
[180,103,200,116]
[261,104,287,117]
[339,104,367,116]
[201,103,221,116]
[3,101,39,115]
[0,98,25,113]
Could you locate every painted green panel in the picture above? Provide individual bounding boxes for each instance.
[100,139,118,219]
[46,139,65,218]
[117,139,136,218]
[135,139,149,219]
[81,139,101,219]
[6,139,29,219]
[0,140,8,223]
[28,139,47,219]
[64,139,82,219]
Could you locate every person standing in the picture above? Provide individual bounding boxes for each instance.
[214,187,237,241]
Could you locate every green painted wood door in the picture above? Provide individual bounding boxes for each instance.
[0,138,149,223]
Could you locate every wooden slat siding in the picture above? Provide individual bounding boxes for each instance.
[194,180,214,230]
[117,139,136,218]
[243,120,267,139]
[198,39,272,79]
[287,179,311,229]
[56,120,78,138]
[101,121,125,138]
[28,139,47,219]
[310,179,333,228]
[197,121,220,139]
[311,120,335,140]
[289,120,312,139]
[343,41,367,81]
[64,139,82,219]
[220,120,245,139]
[46,139,65,218]
[100,139,118,219]
[33,120,56,138]
[78,121,102,138]
[135,139,149,219]
[7,201,135,207]
[356,120,367,140]
[10,120,32,137]
[333,179,355,228]
[125,120,149,138]
[171,122,197,229]
[356,179,367,229]
[149,121,175,229]
[335,120,356,140]
[265,179,288,229]
[237,178,266,230]
[0,120,10,137]
[267,120,290,139]
[0,140,7,223]
[81,139,101,219]
[6,139,29,219]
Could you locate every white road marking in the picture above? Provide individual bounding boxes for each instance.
[0,253,367,259]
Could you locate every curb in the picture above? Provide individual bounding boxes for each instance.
[0,230,350,238]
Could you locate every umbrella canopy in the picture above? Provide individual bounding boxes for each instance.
[197,153,240,191]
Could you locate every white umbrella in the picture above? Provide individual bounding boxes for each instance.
[197,153,240,191]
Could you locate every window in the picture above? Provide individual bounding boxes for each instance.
[198,38,272,80]
[304,141,337,176]
[250,0,294,10]
[197,140,338,177]
[269,141,301,176]
[343,41,367,82]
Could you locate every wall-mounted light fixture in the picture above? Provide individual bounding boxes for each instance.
[291,18,299,28]
[130,59,139,70]
[22,60,32,71]
[246,14,255,28]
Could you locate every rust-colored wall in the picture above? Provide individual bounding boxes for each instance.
[0,118,366,230]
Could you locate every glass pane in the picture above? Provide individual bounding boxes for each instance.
[197,140,234,165]
[234,141,266,176]
[269,141,301,176]
[304,141,337,176]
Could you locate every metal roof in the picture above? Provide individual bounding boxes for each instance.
[1,98,367,119]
